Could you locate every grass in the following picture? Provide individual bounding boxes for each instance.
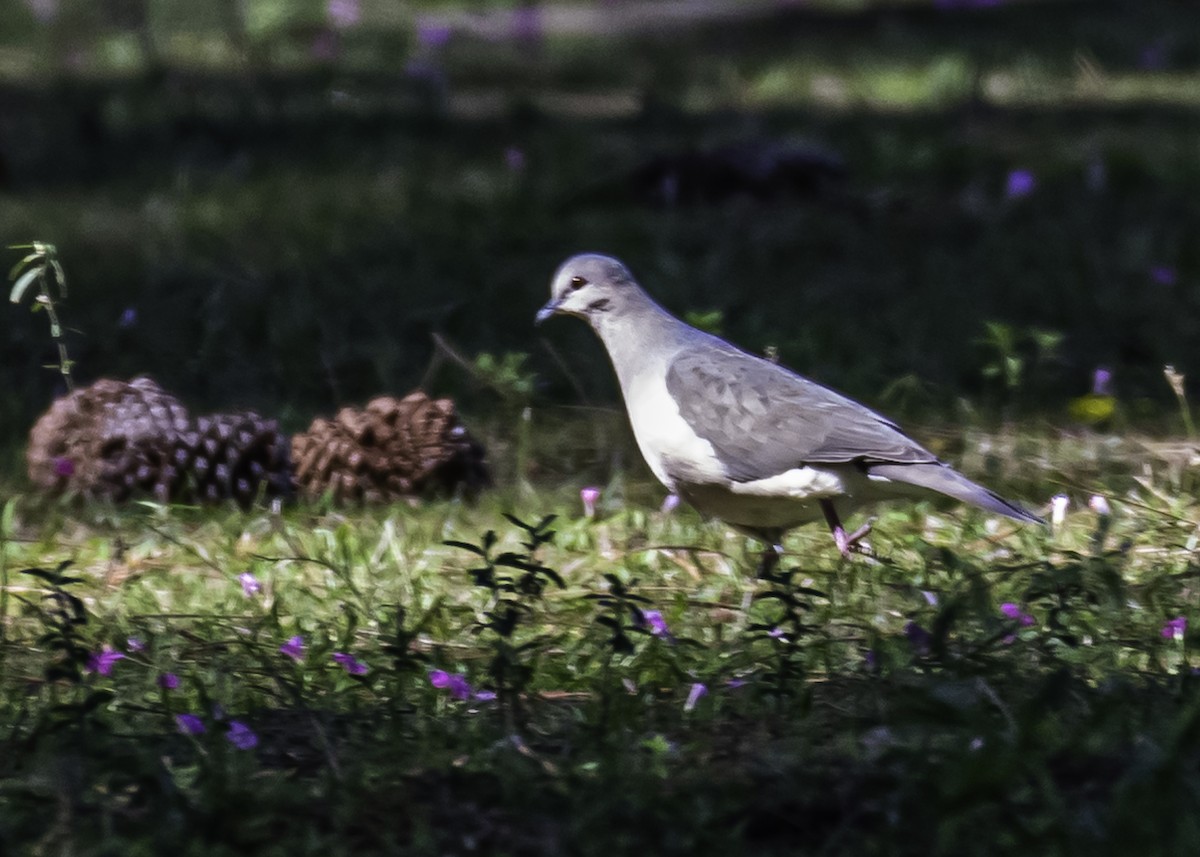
[1,425,1199,854]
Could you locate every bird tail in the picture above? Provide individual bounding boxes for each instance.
[868,463,1044,525]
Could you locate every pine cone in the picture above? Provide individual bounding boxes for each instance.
[181,411,293,508]
[291,391,489,504]
[94,377,193,502]
[27,377,292,508]
[27,376,191,501]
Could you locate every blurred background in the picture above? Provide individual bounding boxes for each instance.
[2,0,1197,482]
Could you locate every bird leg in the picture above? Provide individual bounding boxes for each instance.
[755,538,785,579]
[820,499,871,559]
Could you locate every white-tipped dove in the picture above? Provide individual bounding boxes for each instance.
[536,253,1041,561]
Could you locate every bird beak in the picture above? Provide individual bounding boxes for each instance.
[535,298,562,326]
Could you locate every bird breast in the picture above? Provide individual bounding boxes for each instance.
[621,367,728,489]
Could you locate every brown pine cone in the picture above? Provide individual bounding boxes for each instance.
[291,391,489,504]
[27,376,190,501]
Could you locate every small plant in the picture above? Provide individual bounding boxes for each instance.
[16,561,114,735]
[586,573,657,656]
[471,351,537,407]
[975,321,1063,408]
[0,498,14,670]
[445,513,563,725]
[380,602,436,678]
[1163,364,1195,438]
[9,242,76,391]
[470,350,537,485]
[748,561,825,702]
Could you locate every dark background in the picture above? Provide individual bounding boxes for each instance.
[3,0,1198,476]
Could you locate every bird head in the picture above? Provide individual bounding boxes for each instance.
[535,253,636,327]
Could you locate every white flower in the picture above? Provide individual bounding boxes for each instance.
[1050,494,1069,529]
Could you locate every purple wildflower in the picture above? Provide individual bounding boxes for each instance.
[1088,495,1111,517]
[310,30,339,61]
[279,635,306,662]
[429,669,472,700]
[447,674,472,700]
[921,590,938,607]
[1150,266,1178,286]
[726,678,747,689]
[1005,169,1036,200]
[126,636,146,653]
[1162,616,1188,641]
[473,690,498,702]
[511,4,543,43]
[504,146,526,172]
[1000,602,1036,627]
[416,23,452,49]
[428,668,450,687]
[53,457,75,478]
[661,493,681,513]
[176,713,205,735]
[327,0,360,29]
[581,486,601,518]
[637,609,670,637]
[904,621,932,654]
[157,673,180,690]
[683,682,708,712]
[238,572,261,596]
[226,720,259,750]
[118,307,137,328]
[86,645,125,676]
[1139,40,1168,71]
[332,652,369,675]
[1092,367,1113,396]
[767,626,786,639]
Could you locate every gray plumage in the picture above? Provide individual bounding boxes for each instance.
[536,253,1041,556]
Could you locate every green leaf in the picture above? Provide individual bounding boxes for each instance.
[8,252,40,281]
[9,267,40,304]
[443,539,486,556]
[81,689,116,713]
[501,513,529,530]
[1,497,15,537]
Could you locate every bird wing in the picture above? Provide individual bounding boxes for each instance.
[664,343,938,482]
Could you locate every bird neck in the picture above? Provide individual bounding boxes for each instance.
[591,290,692,389]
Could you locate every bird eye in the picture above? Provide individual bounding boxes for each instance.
[569,275,588,290]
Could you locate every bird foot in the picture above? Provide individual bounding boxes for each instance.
[821,499,872,559]
[832,521,873,559]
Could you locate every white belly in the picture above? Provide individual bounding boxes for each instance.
[622,370,727,489]
[680,466,850,530]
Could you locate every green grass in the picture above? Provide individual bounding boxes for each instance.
[1,427,1199,854]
